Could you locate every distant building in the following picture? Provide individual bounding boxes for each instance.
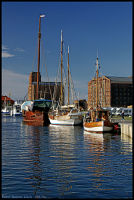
[74,99,88,110]
[28,72,64,103]
[1,96,14,108]
[88,76,133,108]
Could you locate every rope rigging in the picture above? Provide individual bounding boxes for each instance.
[34,27,80,107]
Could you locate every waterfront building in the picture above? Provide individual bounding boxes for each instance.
[28,72,64,102]
[1,96,14,108]
[74,99,88,110]
[88,76,132,108]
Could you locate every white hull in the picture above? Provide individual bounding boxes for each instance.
[2,111,10,116]
[10,105,22,116]
[2,107,12,116]
[11,113,22,116]
[10,110,22,116]
[84,125,113,133]
[49,112,83,126]
[49,118,82,126]
[83,121,113,133]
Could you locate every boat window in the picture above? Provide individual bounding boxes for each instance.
[16,105,21,109]
[33,101,52,108]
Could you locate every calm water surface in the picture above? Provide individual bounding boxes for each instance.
[2,116,132,198]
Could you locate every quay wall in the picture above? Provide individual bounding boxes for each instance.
[119,122,132,139]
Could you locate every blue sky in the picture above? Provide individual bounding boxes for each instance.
[2,1,132,100]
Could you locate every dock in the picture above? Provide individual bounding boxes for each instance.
[111,118,132,139]
[119,122,132,139]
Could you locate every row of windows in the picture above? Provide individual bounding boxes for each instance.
[112,100,132,103]
[112,91,132,95]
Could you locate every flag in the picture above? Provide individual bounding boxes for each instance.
[40,14,45,18]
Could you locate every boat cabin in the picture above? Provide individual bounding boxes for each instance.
[32,99,52,112]
[22,99,52,112]
[85,108,110,122]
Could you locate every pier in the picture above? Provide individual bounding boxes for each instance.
[119,122,132,139]
[111,118,132,139]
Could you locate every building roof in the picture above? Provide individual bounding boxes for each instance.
[106,76,132,84]
[1,96,14,103]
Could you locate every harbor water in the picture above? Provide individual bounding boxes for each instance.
[2,116,132,199]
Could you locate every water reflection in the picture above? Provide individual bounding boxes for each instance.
[48,125,83,197]
[83,132,105,189]
[84,131,104,149]
[21,125,132,197]
[22,125,44,197]
[84,131,123,155]
[28,127,42,196]
[84,132,119,192]
[83,131,132,193]
[121,134,132,153]
[2,116,132,198]
[21,124,83,197]
[22,121,45,126]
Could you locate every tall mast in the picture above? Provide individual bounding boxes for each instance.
[60,30,63,105]
[96,55,99,109]
[68,46,70,105]
[36,14,45,99]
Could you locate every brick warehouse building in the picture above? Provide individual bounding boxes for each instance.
[88,76,132,108]
[28,72,64,103]
[2,96,14,108]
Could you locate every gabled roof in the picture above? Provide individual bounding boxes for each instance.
[105,76,132,83]
[2,96,14,102]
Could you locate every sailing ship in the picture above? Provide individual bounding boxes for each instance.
[49,104,83,126]
[22,15,52,126]
[83,55,113,133]
[49,31,83,126]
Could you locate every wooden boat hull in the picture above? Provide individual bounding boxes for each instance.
[83,120,113,133]
[23,110,50,126]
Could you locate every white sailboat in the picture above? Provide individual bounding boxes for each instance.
[49,31,83,126]
[2,106,12,116]
[83,55,113,133]
[10,102,22,116]
[49,105,83,126]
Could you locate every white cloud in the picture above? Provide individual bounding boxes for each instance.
[2,45,9,50]
[2,45,15,58]
[2,69,29,100]
[2,45,25,58]
[2,51,15,58]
